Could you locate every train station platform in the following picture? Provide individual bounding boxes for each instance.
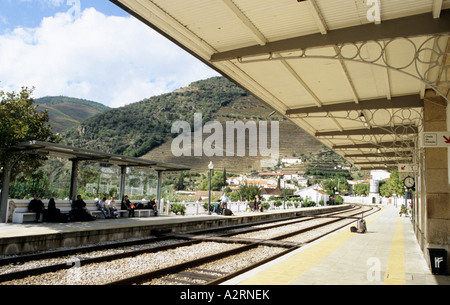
[223,204,450,285]
[0,205,348,256]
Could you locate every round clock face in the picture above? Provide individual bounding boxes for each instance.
[404,176,415,188]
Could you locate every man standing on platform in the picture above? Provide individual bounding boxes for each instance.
[220,193,230,210]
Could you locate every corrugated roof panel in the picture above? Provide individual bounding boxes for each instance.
[150,0,257,52]
[345,61,389,99]
[315,0,365,30]
[349,0,434,24]
[387,70,423,96]
[300,117,342,133]
[316,0,436,31]
[232,0,321,42]
[237,60,320,108]
[286,58,357,104]
[381,0,435,20]
[383,36,428,96]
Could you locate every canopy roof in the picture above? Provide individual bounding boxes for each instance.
[8,140,190,171]
[112,0,450,171]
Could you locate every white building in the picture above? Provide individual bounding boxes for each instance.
[281,158,302,166]
[297,178,309,187]
[369,170,391,204]
[294,185,329,205]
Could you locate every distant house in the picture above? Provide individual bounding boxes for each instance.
[281,158,302,166]
[227,177,242,185]
[294,185,329,205]
[194,191,222,201]
[297,178,308,187]
[245,180,271,187]
[261,188,282,201]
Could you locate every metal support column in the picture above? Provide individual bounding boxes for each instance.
[69,159,79,203]
[119,165,127,202]
[0,159,13,223]
[156,170,162,205]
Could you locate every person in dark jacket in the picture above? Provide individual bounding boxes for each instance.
[70,195,95,221]
[47,198,68,222]
[28,194,45,222]
[121,195,135,217]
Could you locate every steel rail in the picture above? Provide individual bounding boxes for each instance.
[106,206,379,285]
[0,205,354,267]
[0,205,373,284]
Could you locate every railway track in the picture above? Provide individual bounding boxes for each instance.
[131,205,379,285]
[0,205,380,285]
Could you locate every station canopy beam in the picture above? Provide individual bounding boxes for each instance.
[286,95,423,116]
[332,140,415,150]
[359,166,398,171]
[353,160,412,165]
[315,126,418,137]
[210,11,450,62]
[7,140,190,171]
[344,151,413,158]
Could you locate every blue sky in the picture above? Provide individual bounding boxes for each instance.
[0,0,218,107]
[0,0,128,31]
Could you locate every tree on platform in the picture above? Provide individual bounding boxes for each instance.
[0,87,60,183]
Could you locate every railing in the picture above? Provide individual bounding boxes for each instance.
[342,195,411,207]
[165,200,306,216]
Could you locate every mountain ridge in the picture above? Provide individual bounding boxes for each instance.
[35,96,111,133]
[42,77,327,172]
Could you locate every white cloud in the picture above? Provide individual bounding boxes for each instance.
[0,7,218,107]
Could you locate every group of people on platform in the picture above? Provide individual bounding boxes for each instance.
[213,193,234,216]
[27,194,158,223]
[213,193,228,215]
[28,194,69,223]
[210,193,264,215]
[251,194,263,212]
[117,195,158,218]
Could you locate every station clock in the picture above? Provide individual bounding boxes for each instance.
[403,176,415,189]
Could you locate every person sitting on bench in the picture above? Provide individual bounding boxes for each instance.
[28,194,45,222]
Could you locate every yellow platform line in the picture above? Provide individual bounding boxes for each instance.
[239,208,389,285]
[383,216,405,285]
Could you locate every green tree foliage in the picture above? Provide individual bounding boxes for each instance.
[322,176,350,196]
[64,77,247,157]
[230,183,261,201]
[0,87,60,181]
[353,183,369,196]
[170,203,186,215]
[379,170,404,197]
[9,170,57,199]
[199,171,227,191]
[79,168,99,186]
[174,171,185,191]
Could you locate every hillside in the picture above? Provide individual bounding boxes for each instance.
[143,93,324,172]
[60,76,325,172]
[63,77,249,157]
[36,96,110,133]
